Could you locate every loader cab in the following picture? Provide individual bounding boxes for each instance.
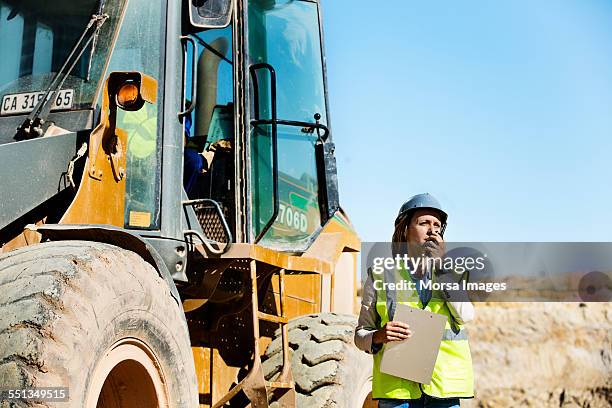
[0,0,338,260]
[182,0,338,252]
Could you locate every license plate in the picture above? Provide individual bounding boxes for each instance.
[1,89,74,115]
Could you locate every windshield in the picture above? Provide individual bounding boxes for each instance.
[0,0,124,115]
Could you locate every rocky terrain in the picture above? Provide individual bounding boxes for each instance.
[463,302,611,408]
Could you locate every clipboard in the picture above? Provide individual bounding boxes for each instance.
[379,303,447,384]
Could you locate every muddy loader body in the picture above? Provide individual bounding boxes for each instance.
[0,0,369,407]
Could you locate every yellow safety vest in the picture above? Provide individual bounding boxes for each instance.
[118,103,157,160]
[372,265,474,399]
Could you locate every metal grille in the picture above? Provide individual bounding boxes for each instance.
[193,202,229,243]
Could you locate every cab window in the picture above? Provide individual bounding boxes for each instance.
[101,0,164,229]
[182,24,235,231]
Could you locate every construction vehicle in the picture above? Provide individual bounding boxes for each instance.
[0,0,373,407]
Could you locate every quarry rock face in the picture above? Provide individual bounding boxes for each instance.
[464,302,611,408]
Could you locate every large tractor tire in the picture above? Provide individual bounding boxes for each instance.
[262,313,373,408]
[0,241,198,408]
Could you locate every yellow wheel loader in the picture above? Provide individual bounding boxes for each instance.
[0,0,372,406]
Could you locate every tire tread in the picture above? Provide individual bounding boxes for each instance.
[262,313,372,408]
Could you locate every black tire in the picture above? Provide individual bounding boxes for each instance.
[0,241,198,408]
[262,313,372,408]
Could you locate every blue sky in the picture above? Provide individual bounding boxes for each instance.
[323,0,612,242]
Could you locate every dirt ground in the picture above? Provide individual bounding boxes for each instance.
[462,302,611,408]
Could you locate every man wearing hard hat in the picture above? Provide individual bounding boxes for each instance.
[355,193,474,408]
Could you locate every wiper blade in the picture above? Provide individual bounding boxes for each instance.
[15,13,108,140]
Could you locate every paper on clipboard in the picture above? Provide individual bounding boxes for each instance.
[379,303,447,384]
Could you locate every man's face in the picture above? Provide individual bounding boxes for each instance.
[407,209,444,256]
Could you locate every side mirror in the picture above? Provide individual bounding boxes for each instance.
[189,0,233,29]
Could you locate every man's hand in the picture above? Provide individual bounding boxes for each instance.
[372,321,412,344]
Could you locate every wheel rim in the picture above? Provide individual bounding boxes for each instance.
[86,338,170,408]
[358,376,375,408]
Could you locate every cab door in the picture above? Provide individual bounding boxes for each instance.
[246,0,336,250]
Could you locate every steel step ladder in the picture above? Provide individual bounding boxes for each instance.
[212,261,296,408]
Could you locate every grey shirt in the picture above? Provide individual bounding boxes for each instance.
[354,268,474,354]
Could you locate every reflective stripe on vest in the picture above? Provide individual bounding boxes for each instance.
[371,265,474,400]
